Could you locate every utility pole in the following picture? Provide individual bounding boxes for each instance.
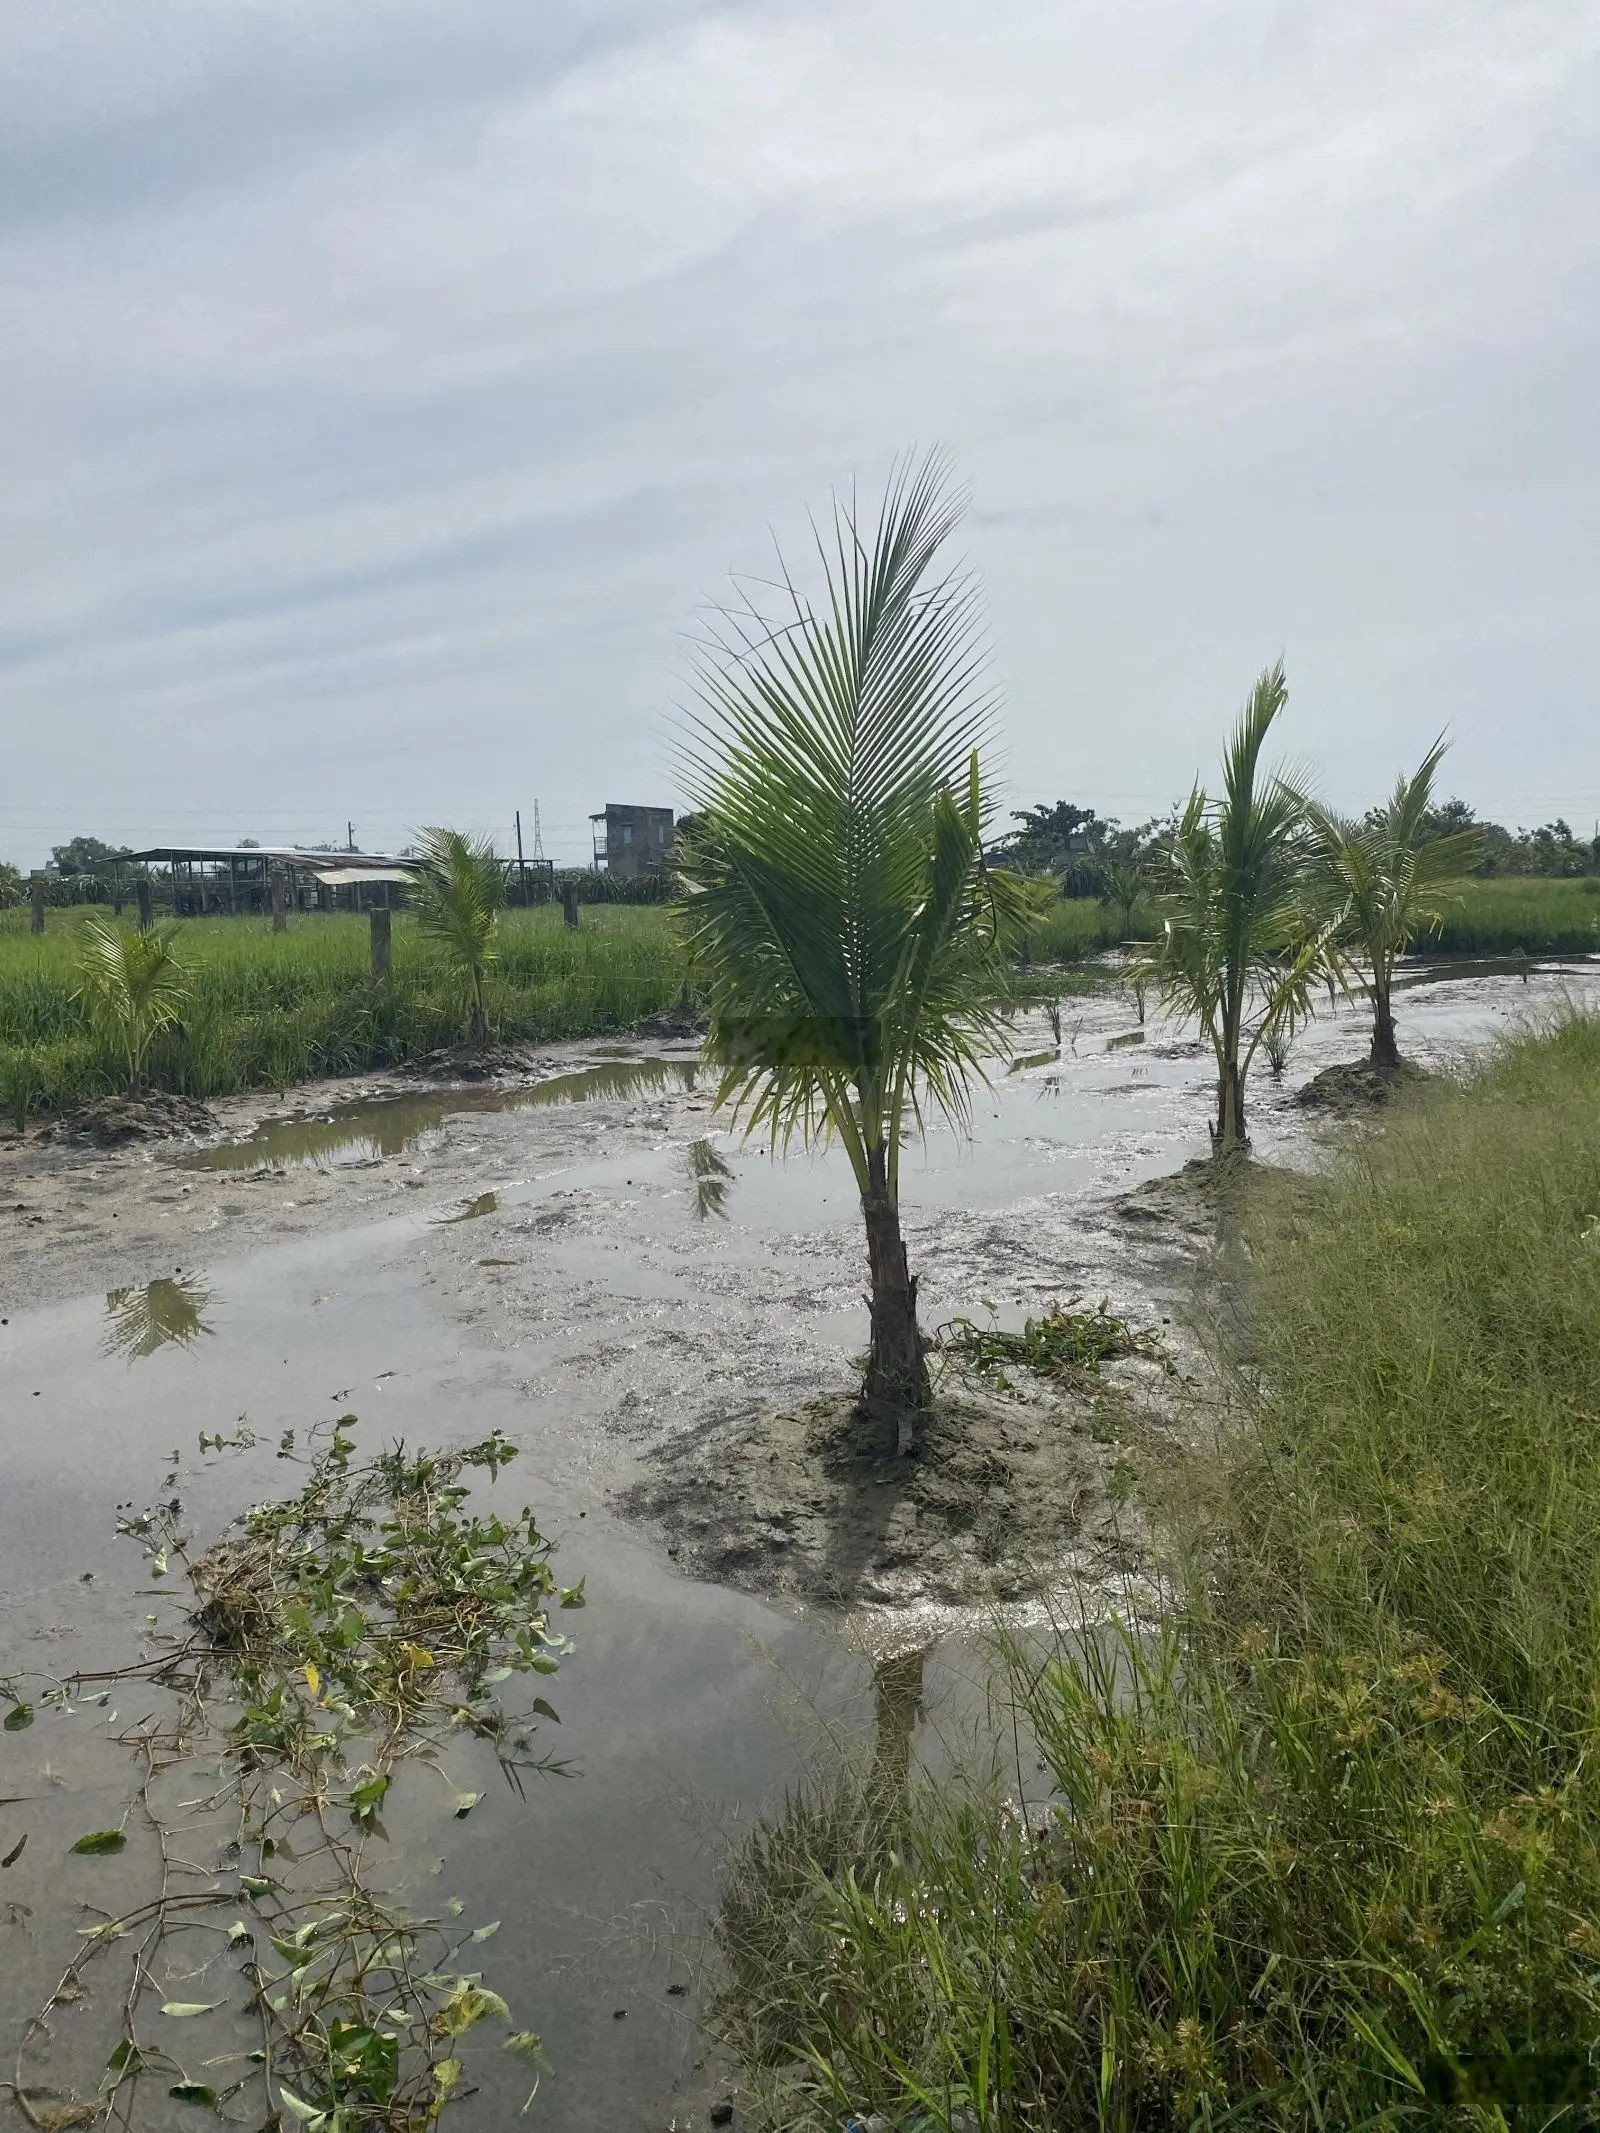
[347,820,355,853]
[531,802,545,864]
[515,810,529,907]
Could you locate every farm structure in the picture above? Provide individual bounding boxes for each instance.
[127,847,413,918]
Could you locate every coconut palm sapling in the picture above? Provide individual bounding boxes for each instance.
[678,455,1023,1455]
[1308,742,1485,1070]
[73,919,189,1095]
[1143,663,1335,1155]
[409,828,507,1044]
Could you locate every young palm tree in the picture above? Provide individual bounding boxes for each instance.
[1143,663,1334,1155]
[409,828,507,1044]
[678,454,1023,1455]
[73,919,189,1094]
[1307,743,1484,1071]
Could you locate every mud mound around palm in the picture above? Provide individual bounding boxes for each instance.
[1295,1058,1433,1113]
[37,1092,217,1146]
[625,1383,1153,1607]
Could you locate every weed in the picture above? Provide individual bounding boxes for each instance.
[935,1299,1162,1394]
[10,1423,579,2128]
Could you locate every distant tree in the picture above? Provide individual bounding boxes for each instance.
[52,835,131,876]
[239,836,261,849]
[0,862,23,908]
[991,802,1102,876]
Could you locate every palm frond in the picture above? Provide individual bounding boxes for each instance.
[677,452,1007,1204]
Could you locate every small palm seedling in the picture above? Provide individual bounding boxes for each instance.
[678,452,1025,1454]
[409,828,508,1044]
[1307,741,1484,1071]
[1140,663,1337,1154]
[73,918,189,1094]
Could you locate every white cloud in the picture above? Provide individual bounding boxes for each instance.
[1,0,1597,859]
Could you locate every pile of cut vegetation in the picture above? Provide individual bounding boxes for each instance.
[716,1011,1600,2130]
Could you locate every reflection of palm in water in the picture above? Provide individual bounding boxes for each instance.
[684,1137,734,1219]
[869,1646,928,1817]
[103,1275,215,1360]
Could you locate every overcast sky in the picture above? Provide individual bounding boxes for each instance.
[3,0,1596,867]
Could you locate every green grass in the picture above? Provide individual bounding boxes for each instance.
[716,1014,1600,2129]
[1025,895,1155,963]
[0,906,689,1121]
[1424,875,1600,957]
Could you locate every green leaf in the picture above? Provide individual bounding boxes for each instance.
[167,2085,219,2108]
[1,1834,26,1869]
[226,1920,250,1945]
[529,1697,560,1723]
[438,1982,511,2035]
[469,1920,501,1942]
[503,2031,552,2070]
[160,2000,218,2018]
[70,1829,126,1856]
[4,1702,33,1731]
[104,2038,147,2080]
[240,1874,274,1897]
[558,1579,586,1608]
[278,2089,322,2124]
[452,1791,480,1819]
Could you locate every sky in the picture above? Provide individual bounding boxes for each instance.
[2,0,1597,868]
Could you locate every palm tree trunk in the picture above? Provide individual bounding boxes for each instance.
[1369,979,1400,1072]
[860,1144,930,1455]
[1214,1045,1248,1154]
[470,965,489,1045]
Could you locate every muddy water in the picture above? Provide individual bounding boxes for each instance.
[187,1058,702,1172]
[1,961,1596,2128]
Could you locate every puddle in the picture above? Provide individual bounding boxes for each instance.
[187,1057,700,1173]
[102,1273,216,1360]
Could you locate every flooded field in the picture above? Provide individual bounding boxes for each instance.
[0,960,1594,2129]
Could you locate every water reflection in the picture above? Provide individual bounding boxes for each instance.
[188,1057,701,1174]
[684,1138,734,1219]
[868,1645,929,1819]
[440,1191,499,1225]
[103,1275,216,1361]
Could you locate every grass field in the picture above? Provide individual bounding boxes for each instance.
[1427,874,1600,956]
[0,906,690,1121]
[1020,876,1600,966]
[716,1013,1600,2129]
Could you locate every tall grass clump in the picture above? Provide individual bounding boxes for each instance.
[715,1012,1600,2130]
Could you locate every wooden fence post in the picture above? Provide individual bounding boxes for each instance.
[370,906,392,981]
[559,884,580,930]
[30,877,45,934]
[137,879,153,931]
[271,869,288,933]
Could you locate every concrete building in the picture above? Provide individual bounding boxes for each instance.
[588,804,676,880]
